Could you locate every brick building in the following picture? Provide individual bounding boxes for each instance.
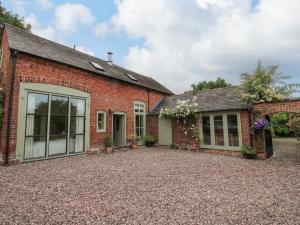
[1,24,299,164]
[0,24,172,164]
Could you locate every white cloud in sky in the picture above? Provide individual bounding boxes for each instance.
[55,3,95,32]
[25,14,57,41]
[76,46,96,56]
[37,0,53,10]
[11,0,28,14]
[93,22,109,39]
[112,0,300,93]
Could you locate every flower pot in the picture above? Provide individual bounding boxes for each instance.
[105,147,113,154]
[130,144,138,149]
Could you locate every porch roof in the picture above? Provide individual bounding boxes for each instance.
[150,86,250,115]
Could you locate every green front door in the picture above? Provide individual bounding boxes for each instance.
[158,118,172,145]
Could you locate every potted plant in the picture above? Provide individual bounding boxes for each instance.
[127,134,139,149]
[104,136,113,154]
[240,145,257,159]
[144,134,157,147]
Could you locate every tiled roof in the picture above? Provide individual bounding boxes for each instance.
[4,23,173,95]
[150,86,250,114]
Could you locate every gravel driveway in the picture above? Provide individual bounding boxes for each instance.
[0,149,299,225]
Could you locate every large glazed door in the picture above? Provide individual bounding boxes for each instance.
[158,118,172,145]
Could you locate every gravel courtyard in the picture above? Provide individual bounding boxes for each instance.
[0,149,299,225]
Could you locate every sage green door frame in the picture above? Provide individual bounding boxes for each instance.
[16,83,90,162]
[112,112,126,147]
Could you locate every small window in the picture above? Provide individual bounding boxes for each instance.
[90,61,105,71]
[126,73,138,81]
[97,111,106,132]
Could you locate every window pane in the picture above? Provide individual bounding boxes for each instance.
[26,115,48,136]
[140,115,144,128]
[214,115,224,146]
[24,136,46,159]
[227,115,239,147]
[69,135,84,153]
[50,116,68,135]
[51,95,69,115]
[71,98,85,116]
[70,117,84,134]
[202,116,211,145]
[27,93,49,114]
[49,135,67,155]
[97,113,104,130]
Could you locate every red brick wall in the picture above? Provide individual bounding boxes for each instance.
[172,119,198,146]
[1,39,168,161]
[147,116,158,138]
[1,28,14,162]
[240,110,251,146]
[253,101,300,115]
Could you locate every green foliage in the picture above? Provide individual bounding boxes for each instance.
[240,61,294,103]
[0,3,31,31]
[288,113,300,138]
[104,136,113,147]
[170,143,179,149]
[191,77,232,91]
[240,145,257,159]
[160,97,201,145]
[270,112,290,137]
[144,135,157,147]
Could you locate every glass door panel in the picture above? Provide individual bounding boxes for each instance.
[49,95,69,155]
[214,115,224,146]
[202,116,211,145]
[227,114,239,147]
[24,93,49,160]
[69,98,85,153]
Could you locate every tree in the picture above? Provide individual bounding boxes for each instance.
[240,61,293,104]
[191,77,232,91]
[0,2,31,31]
[270,112,290,137]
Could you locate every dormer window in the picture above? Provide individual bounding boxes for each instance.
[89,61,105,71]
[126,73,138,81]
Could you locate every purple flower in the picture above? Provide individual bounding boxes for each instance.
[254,118,269,130]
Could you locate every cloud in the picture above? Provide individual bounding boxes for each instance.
[76,46,95,56]
[25,14,57,41]
[55,3,95,32]
[93,22,109,39]
[112,0,300,93]
[11,0,28,14]
[37,0,53,10]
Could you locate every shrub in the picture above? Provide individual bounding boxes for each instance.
[170,143,179,149]
[104,136,113,147]
[144,135,157,147]
[240,145,257,159]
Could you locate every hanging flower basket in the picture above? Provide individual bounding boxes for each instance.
[250,118,269,134]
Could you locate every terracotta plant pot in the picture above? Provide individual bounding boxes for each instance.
[105,147,113,154]
[131,144,138,149]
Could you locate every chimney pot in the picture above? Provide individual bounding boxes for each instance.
[107,52,113,63]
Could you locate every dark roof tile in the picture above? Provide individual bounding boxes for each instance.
[150,86,250,114]
[5,23,173,95]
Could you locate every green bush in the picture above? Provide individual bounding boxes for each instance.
[240,145,257,159]
[271,112,290,137]
[104,136,113,147]
[170,143,179,149]
[144,135,157,147]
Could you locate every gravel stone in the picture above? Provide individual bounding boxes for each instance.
[0,149,299,225]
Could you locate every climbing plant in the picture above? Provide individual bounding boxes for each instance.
[160,96,201,145]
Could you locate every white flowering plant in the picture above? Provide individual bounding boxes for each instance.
[160,96,201,145]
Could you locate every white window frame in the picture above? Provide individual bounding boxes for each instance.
[96,111,106,132]
[200,111,242,151]
[134,101,146,144]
